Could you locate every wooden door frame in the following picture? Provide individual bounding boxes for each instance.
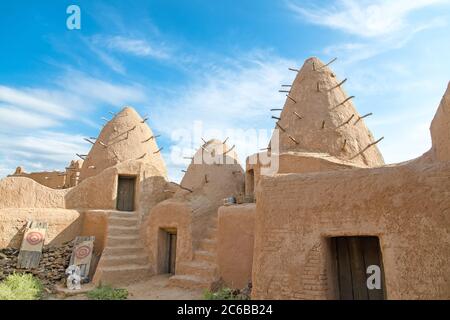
[116,174,137,212]
[329,236,386,300]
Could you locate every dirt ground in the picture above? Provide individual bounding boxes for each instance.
[55,274,204,300]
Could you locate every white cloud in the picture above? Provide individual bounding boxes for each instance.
[0,85,70,118]
[91,35,171,61]
[147,51,297,181]
[0,71,149,177]
[288,0,449,38]
[0,105,59,130]
[0,131,90,175]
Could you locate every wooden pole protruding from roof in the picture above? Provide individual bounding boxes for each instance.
[288,135,299,145]
[338,114,355,128]
[271,108,283,111]
[142,135,160,143]
[224,145,235,155]
[154,147,163,154]
[333,96,355,109]
[329,78,347,91]
[281,84,292,87]
[76,154,87,160]
[286,95,297,103]
[350,137,384,160]
[271,116,281,121]
[354,113,373,125]
[84,138,95,145]
[136,153,147,160]
[99,141,108,148]
[319,57,337,70]
[141,117,149,123]
[279,90,290,93]
[288,67,299,72]
[223,137,229,145]
[170,181,193,193]
[276,122,286,132]
[293,111,303,120]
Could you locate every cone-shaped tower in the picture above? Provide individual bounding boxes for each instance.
[79,106,167,181]
[180,139,243,201]
[271,57,384,167]
[430,82,450,162]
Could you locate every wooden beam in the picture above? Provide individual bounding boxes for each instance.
[350,137,384,160]
[354,113,373,125]
[333,96,355,109]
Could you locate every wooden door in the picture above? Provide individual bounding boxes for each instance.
[116,176,135,211]
[168,233,177,274]
[333,236,385,300]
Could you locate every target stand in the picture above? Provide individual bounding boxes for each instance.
[17,221,48,269]
[69,236,95,283]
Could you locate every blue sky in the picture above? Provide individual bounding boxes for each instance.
[0,0,449,182]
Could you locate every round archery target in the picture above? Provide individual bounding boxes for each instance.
[26,231,44,245]
[75,245,91,259]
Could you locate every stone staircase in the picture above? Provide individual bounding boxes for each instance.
[169,220,219,289]
[94,211,152,286]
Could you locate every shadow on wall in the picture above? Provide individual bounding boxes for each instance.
[5,215,84,249]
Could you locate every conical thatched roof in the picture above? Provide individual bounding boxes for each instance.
[79,106,167,180]
[270,57,384,167]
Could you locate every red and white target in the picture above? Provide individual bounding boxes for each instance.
[26,231,44,245]
[75,245,91,259]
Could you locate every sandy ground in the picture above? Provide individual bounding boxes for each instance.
[55,274,204,300]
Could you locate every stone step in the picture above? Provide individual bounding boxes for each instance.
[108,226,140,236]
[99,264,152,286]
[109,211,137,218]
[107,235,141,247]
[194,250,216,263]
[168,274,213,290]
[178,261,217,278]
[199,239,217,252]
[102,254,149,267]
[205,227,217,239]
[103,246,146,256]
[109,216,139,227]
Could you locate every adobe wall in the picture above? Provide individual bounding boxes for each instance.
[0,208,83,248]
[81,210,109,254]
[430,82,450,162]
[217,204,255,288]
[66,160,169,215]
[245,152,361,200]
[0,177,67,209]
[141,198,194,275]
[252,158,450,299]
[11,171,67,189]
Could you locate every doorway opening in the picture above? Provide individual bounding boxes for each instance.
[246,169,255,197]
[116,175,136,212]
[161,228,177,274]
[331,236,385,300]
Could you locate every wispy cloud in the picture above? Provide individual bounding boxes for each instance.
[287,0,449,38]
[101,35,170,59]
[0,70,150,177]
[147,50,297,181]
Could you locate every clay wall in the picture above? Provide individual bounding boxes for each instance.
[217,204,255,288]
[252,158,450,299]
